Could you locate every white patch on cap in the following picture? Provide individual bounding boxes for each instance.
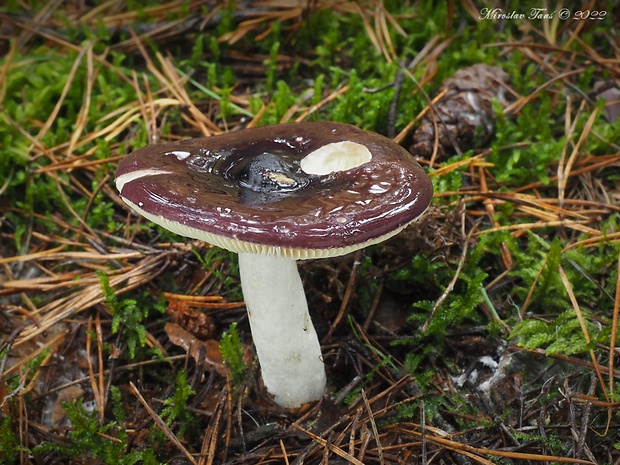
[168,150,191,160]
[115,169,172,193]
[300,141,372,176]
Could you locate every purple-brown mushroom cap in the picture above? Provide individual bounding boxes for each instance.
[115,122,432,259]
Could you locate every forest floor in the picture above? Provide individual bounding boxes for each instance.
[1,1,620,464]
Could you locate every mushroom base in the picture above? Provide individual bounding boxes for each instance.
[238,252,327,409]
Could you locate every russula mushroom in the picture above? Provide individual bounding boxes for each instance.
[115,122,432,409]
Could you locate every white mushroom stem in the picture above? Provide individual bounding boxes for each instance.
[238,252,326,409]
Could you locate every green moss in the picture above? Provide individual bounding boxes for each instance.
[193,248,242,301]
[0,416,21,463]
[33,394,158,464]
[97,271,165,360]
[219,322,247,386]
[160,371,197,440]
[511,311,597,355]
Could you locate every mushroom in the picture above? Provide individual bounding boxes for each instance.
[115,122,432,409]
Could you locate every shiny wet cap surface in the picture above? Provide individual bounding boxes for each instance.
[115,122,433,259]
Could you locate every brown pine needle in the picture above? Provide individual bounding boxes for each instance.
[292,424,365,465]
[29,44,89,155]
[67,44,96,158]
[564,231,620,251]
[361,389,384,465]
[558,105,599,208]
[129,381,198,465]
[279,439,291,465]
[480,166,513,269]
[198,387,228,465]
[86,316,105,424]
[2,331,65,380]
[0,39,17,104]
[610,252,620,413]
[395,88,449,145]
[427,153,489,178]
[13,253,169,347]
[294,85,351,122]
[558,265,610,404]
[162,292,225,302]
[0,250,143,266]
[387,423,595,464]
[504,68,585,115]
